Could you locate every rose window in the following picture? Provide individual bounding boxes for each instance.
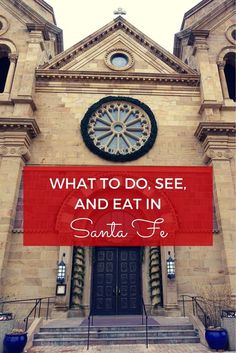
[81,97,157,162]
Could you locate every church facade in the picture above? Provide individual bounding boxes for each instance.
[0,0,235,317]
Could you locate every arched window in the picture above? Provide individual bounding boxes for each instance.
[0,44,10,93]
[224,52,236,102]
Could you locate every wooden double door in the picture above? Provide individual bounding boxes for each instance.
[91,247,142,315]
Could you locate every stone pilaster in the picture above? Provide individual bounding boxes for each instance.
[195,122,236,295]
[189,30,222,118]
[218,61,230,100]
[3,53,18,95]
[161,246,180,316]
[54,247,73,314]
[0,118,40,296]
[13,27,46,116]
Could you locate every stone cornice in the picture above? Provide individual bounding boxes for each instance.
[194,122,236,142]
[188,30,210,46]
[36,70,200,87]
[0,118,40,138]
[26,23,50,40]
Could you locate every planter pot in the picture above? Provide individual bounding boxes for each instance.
[3,333,27,353]
[205,328,228,350]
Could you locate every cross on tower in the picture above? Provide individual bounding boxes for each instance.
[113,7,127,16]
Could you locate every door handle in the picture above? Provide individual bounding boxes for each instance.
[113,286,121,295]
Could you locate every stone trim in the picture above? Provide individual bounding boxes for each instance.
[0,118,40,138]
[0,145,30,159]
[225,25,236,45]
[194,122,236,142]
[104,48,134,71]
[26,23,50,40]
[11,97,37,111]
[198,101,223,114]
[0,15,9,35]
[188,30,209,46]
[36,70,200,86]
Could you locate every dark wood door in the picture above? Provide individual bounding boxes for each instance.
[92,247,142,315]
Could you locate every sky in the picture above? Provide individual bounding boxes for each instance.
[47,0,201,53]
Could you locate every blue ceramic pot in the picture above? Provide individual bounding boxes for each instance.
[205,328,228,350]
[3,332,27,353]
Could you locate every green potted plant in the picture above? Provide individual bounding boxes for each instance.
[196,284,231,351]
[3,321,27,353]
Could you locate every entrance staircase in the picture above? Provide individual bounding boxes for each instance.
[33,316,200,346]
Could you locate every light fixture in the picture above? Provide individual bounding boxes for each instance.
[57,253,66,284]
[167,251,175,279]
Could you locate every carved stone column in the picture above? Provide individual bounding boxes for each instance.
[4,53,18,94]
[0,118,40,295]
[195,122,236,295]
[218,61,230,100]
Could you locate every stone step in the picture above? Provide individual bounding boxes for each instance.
[33,336,200,346]
[35,329,197,339]
[40,324,194,332]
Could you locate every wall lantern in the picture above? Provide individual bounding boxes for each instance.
[167,251,175,279]
[57,253,66,284]
[56,253,67,296]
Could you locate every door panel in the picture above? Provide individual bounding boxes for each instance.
[92,247,142,315]
[117,248,141,314]
[92,248,117,315]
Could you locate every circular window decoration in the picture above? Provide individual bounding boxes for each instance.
[0,16,9,36]
[225,25,236,44]
[105,49,134,71]
[81,96,158,162]
[111,53,129,68]
[231,29,236,41]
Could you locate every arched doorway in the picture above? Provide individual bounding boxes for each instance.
[224,52,236,101]
[0,44,10,93]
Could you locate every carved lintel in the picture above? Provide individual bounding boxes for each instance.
[195,122,236,142]
[0,117,40,138]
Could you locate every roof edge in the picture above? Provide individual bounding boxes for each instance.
[181,0,213,30]
[41,16,196,75]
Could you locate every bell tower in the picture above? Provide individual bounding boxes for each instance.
[175,0,236,296]
[0,0,62,294]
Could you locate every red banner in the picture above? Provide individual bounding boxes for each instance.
[24,166,213,246]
